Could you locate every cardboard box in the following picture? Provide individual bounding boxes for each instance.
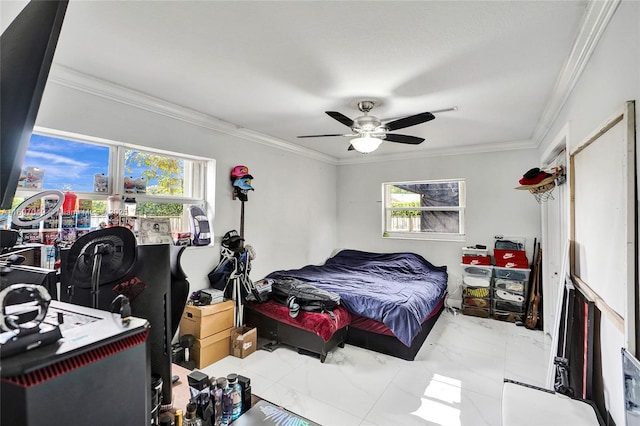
[180,300,234,339]
[231,326,257,359]
[192,327,232,369]
[462,255,491,266]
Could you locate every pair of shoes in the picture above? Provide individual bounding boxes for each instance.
[464,276,491,287]
[463,287,490,298]
[464,266,491,276]
[494,301,525,313]
[494,279,524,293]
[495,290,524,303]
[464,297,489,307]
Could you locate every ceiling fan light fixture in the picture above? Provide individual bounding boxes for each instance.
[350,136,382,153]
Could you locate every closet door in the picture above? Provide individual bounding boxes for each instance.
[541,132,569,339]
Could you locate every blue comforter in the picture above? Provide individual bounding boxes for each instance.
[266,249,448,347]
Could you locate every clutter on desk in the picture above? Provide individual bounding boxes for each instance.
[184,370,251,426]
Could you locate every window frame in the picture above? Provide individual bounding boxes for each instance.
[12,127,212,228]
[381,178,466,242]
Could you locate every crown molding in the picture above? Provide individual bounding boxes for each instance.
[48,62,556,167]
[532,0,621,146]
[47,65,337,165]
[337,139,537,165]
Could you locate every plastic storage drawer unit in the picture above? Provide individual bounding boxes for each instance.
[461,264,493,287]
[494,266,530,282]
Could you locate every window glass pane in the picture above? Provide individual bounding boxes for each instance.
[137,202,185,232]
[389,182,459,207]
[21,134,110,192]
[387,210,461,233]
[136,201,183,217]
[124,150,185,196]
[83,201,186,231]
[384,180,464,238]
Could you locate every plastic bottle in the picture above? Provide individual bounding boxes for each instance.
[183,402,202,426]
[226,373,242,421]
[124,197,137,216]
[62,190,77,214]
[107,194,122,227]
[107,194,123,213]
[212,377,224,426]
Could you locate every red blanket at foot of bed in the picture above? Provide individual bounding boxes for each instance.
[246,300,352,342]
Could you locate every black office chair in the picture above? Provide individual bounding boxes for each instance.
[0,230,19,255]
[169,245,190,340]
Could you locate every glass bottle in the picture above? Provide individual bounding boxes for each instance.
[212,377,224,426]
[221,377,232,425]
[226,373,242,421]
[183,402,202,426]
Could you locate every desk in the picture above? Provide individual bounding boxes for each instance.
[170,363,194,413]
[502,380,601,425]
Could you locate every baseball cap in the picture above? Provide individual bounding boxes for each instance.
[232,177,254,190]
[231,165,251,178]
[222,230,244,249]
[518,168,552,186]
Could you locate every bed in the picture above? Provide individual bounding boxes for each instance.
[245,249,448,361]
[244,300,351,363]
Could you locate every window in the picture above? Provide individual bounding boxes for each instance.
[7,128,211,233]
[382,179,465,241]
[20,133,110,192]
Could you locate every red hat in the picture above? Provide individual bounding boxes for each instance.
[515,167,559,191]
[518,168,551,186]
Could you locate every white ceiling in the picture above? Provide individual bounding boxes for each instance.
[3,1,594,160]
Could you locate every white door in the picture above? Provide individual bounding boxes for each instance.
[541,134,569,340]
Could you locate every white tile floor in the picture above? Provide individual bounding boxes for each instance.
[200,311,549,425]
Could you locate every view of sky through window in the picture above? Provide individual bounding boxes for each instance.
[24,134,109,192]
[22,134,173,194]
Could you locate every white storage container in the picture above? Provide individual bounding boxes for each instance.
[461,264,493,287]
[494,236,526,251]
[462,246,489,256]
[494,266,530,281]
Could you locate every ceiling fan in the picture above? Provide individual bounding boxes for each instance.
[298,101,454,153]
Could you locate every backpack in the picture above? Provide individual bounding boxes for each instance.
[207,256,236,299]
[270,278,340,318]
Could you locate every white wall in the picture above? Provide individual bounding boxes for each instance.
[336,148,542,300]
[538,1,640,424]
[34,81,338,288]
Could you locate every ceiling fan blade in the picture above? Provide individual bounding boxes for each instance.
[297,133,348,138]
[326,111,354,128]
[385,133,425,144]
[385,112,435,131]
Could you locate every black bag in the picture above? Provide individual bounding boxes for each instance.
[270,278,340,317]
[207,257,235,299]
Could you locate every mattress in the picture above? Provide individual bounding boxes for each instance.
[267,249,448,346]
[349,295,446,338]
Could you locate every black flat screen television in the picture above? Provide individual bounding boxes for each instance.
[0,1,68,209]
